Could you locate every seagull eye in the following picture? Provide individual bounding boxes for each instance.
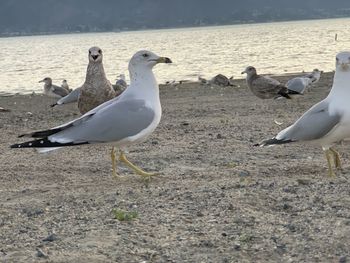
[89,50,91,54]
[142,53,149,58]
[98,49,102,54]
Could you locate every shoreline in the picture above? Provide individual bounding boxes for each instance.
[0,71,334,97]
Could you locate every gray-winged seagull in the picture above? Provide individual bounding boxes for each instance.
[11,50,172,178]
[257,51,350,177]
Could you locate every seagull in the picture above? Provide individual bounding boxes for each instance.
[51,87,81,107]
[257,51,350,177]
[78,46,116,114]
[39,77,70,98]
[113,73,127,96]
[11,50,172,178]
[241,66,299,99]
[286,76,312,95]
[305,69,321,84]
[61,79,72,92]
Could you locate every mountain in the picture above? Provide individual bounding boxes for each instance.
[1,0,350,36]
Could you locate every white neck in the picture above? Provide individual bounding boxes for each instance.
[122,66,159,102]
[328,69,350,98]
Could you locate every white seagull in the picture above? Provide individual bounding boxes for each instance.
[11,50,172,178]
[258,51,350,177]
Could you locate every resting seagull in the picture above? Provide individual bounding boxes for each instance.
[39,77,70,98]
[61,79,72,92]
[305,69,321,84]
[11,50,172,178]
[241,66,299,99]
[257,51,350,177]
[286,76,312,95]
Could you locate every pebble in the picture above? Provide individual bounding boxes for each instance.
[42,233,58,242]
[36,248,48,258]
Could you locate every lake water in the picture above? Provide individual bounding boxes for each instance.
[1,18,350,94]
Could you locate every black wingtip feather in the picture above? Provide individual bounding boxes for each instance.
[10,138,89,149]
[258,137,293,147]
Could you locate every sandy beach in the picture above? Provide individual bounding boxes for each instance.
[0,72,349,262]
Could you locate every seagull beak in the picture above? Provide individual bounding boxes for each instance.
[241,70,246,74]
[156,57,172,64]
[39,80,44,83]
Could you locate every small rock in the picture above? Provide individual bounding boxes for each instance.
[297,178,311,185]
[339,256,347,263]
[36,248,48,258]
[42,233,57,242]
[239,171,250,177]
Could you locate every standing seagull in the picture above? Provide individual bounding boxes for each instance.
[78,46,116,114]
[11,50,172,178]
[257,51,350,177]
[39,77,70,98]
[241,66,297,99]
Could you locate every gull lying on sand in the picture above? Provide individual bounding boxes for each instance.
[113,73,128,94]
[286,69,322,95]
[11,50,172,178]
[241,66,300,99]
[305,69,321,85]
[257,52,350,177]
[39,77,70,98]
[61,79,72,92]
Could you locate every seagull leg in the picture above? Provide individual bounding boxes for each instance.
[119,151,157,178]
[324,149,336,177]
[110,147,119,178]
[330,148,342,170]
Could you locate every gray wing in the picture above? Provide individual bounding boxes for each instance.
[50,99,155,143]
[116,79,127,88]
[52,84,69,97]
[286,77,310,94]
[56,87,81,105]
[250,76,286,98]
[278,100,341,141]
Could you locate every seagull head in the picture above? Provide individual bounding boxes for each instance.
[39,77,52,84]
[241,66,257,76]
[88,46,103,63]
[336,51,350,71]
[129,50,172,70]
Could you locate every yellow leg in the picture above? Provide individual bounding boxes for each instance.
[110,147,119,178]
[324,150,336,177]
[119,151,157,178]
[330,148,342,170]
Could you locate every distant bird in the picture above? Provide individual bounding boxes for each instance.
[39,77,70,98]
[241,66,298,99]
[286,76,312,95]
[304,69,321,85]
[113,74,128,95]
[11,50,172,178]
[78,46,116,114]
[257,51,350,177]
[61,79,72,92]
[51,87,81,107]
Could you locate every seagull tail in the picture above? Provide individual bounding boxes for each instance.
[254,137,293,147]
[277,87,292,99]
[10,137,88,150]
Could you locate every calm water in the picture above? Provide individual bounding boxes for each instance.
[1,18,350,94]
